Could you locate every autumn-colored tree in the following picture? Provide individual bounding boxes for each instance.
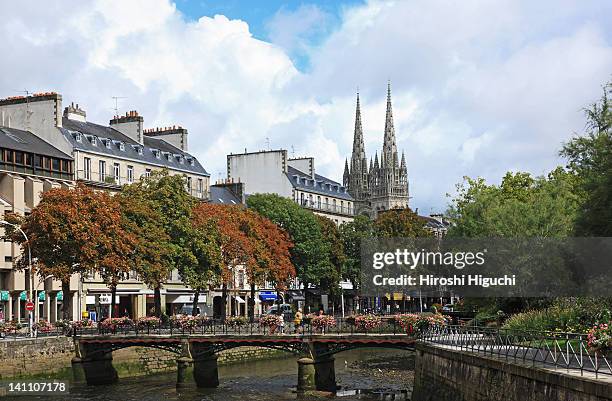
[192,203,253,320]
[240,209,294,321]
[374,208,432,238]
[6,183,135,320]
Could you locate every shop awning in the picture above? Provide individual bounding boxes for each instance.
[234,296,246,304]
[287,290,305,301]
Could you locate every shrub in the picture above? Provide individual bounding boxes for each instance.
[170,314,199,330]
[33,320,54,333]
[259,314,283,329]
[0,320,22,334]
[100,317,133,330]
[395,313,446,334]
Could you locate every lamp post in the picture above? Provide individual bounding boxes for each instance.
[0,220,34,337]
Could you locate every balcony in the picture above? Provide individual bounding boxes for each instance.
[299,200,354,216]
[76,169,209,199]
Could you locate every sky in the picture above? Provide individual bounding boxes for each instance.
[1,0,611,213]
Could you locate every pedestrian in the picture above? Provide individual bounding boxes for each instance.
[279,313,285,334]
[294,308,303,334]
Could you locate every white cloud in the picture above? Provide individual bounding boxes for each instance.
[0,0,611,213]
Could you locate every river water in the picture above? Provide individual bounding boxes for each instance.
[7,349,414,401]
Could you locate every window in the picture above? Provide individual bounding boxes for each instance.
[333,199,337,211]
[127,165,134,183]
[341,201,344,212]
[61,160,69,172]
[34,155,42,168]
[186,176,192,192]
[113,163,120,184]
[14,152,23,165]
[51,158,60,171]
[105,140,111,149]
[300,193,304,206]
[99,160,106,181]
[197,178,203,195]
[75,132,82,142]
[145,168,151,178]
[91,137,97,146]
[25,154,32,166]
[84,157,91,180]
[317,196,321,208]
[119,142,125,151]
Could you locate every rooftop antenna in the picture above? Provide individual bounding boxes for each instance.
[291,145,296,158]
[265,137,270,150]
[111,96,127,116]
[13,90,32,130]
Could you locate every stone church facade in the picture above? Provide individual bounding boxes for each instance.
[343,83,409,218]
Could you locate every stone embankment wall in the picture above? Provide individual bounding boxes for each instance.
[0,337,285,379]
[412,343,612,401]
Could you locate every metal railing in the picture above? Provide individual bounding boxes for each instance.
[421,324,612,378]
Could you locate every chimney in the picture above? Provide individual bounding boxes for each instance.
[110,110,144,144]
[143,125,189,151]
[0,92,72,154]
[63,102,86,122]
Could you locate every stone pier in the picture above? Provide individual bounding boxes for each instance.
[74,342,118,385]
[191,343,219,388]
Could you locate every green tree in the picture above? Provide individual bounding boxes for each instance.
[247,194,330,309]
[561,81,612,236]
[339,215,375,289]
[374,208,432,238]
[315,215,346,299]
[121,170,198,316]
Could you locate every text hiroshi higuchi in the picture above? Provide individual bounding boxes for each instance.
[372,274,517,288]
[372,249,486,269]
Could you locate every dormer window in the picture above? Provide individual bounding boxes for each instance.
[132,145,143,155]
[188,158,194,166]
[118,142,125,151]
[152,149,161,159]
[105,139,111,149]
[178,155,184,164]
[75,132,82,142]
[91,136,97,146]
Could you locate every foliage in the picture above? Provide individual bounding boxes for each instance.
[100,317,133,330]
[259,314,283,329]
[170,314,199,330]
[5,183,137,320]
[226,316,248,327]
[560,81,612,236]
[447,169,581,238]
[587,323,612,354]
[0,320,22,334]
[310,315,336,330]
[314,215,345,296]
[394,313,447,334]
[502,298,612,334]
[353,314,382,331]
[136,316,161,329]
[247,194,330,291]
[339,215,375,288]
[33,320,54,333]
[374,208,432,238]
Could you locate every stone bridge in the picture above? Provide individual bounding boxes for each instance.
[71,334,417,392]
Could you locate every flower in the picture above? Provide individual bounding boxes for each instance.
[586,322,612,354]
[33,319,54,333]
[353,314,382,331]
[136,316,161,329]
[226,316,248,327]
[259,314,283,329]
[100,317,134,330]
[311,315,336,330]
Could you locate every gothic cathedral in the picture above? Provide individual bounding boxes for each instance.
[343,83,409,218]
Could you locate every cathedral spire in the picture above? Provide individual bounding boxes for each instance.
[382,81,398,167]
[343,158,350,187]
[351,92,366,162]
[400,151,406,170]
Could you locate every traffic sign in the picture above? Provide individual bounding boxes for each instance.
[25,301,34,311]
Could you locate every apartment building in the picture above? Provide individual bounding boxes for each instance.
[0,92,211,321]
[0,123,78,323]
[227,150,354,225]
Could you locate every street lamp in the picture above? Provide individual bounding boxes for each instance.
[0,220,34,337]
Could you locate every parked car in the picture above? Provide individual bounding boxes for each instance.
[442,304,454,312]
[266,304,293,319]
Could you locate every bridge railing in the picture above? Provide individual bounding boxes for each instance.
[72,316,420,337]
[421,324,612,378]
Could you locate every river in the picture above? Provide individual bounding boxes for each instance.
[6,349,415,401]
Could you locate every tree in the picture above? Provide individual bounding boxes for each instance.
[192,203,253,320]
[241,209,295,321]
[314,215,345,300]
[374,208,432,238]
[247,194,330,310]
[6,184,134,320]
[120,170,198,316]
[116,190,175,317]
[340,215,375,289]
[561,81,612,236]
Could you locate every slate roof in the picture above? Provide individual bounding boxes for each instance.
[61,117,209,176]
[287,165,352,200]
[0,126,72,160]
[209,185,241,205]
